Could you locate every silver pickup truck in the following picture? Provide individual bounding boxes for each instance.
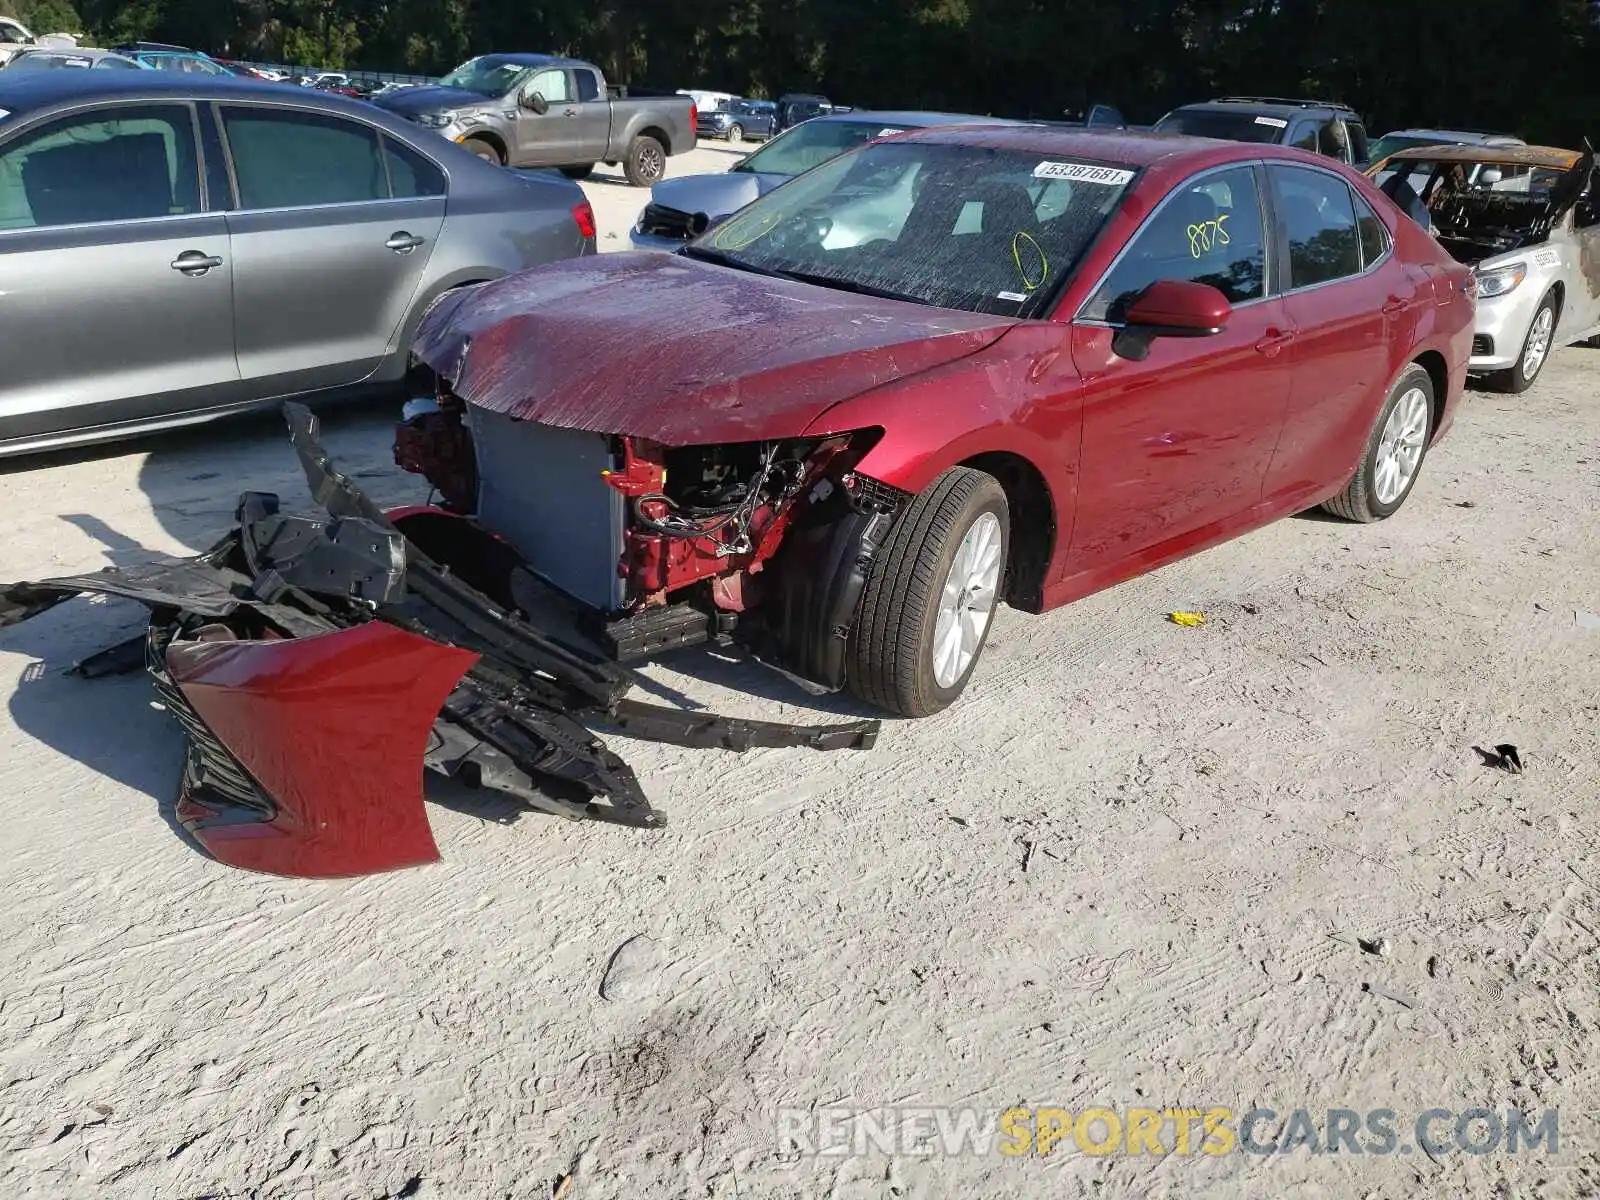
[374,52,696,186]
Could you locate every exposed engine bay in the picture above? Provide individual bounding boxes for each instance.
[0,404,881,880]
[395,380,911,690]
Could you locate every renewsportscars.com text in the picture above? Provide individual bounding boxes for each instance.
[776,1105,1560,1159]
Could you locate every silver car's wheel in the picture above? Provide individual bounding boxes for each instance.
[1522,306,1554,378]
[1371,385,1429,505]
[931,512,1003,688]
[1492,291,1560,394]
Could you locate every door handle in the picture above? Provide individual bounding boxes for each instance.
[1254,328,1295,356]
[561,108,578,117]
[386,231,425,254]
[1382,295,1412,315]
[171,250,223,276]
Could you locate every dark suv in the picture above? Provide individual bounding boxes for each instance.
[1152,97,1370,167]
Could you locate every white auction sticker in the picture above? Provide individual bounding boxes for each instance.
[1533,248,1560,268]
[1254,116,1289,128]
[0,109,9,122]
[1032,161,1135,185]
[877,127,905,137]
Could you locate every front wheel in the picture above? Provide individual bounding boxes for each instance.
[461,137,503,166]
[1321,363,1435,522]
[847,468,1009,717]
[1490,290,1559,393]
[623,134,666,186]
[726,124,745,143]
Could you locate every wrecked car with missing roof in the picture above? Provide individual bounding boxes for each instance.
[1370,142,1600,392]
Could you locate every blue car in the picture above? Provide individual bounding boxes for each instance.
[697,99,777,143]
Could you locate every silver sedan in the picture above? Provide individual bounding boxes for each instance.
[1370,143,1600,393]
[0,70,594,456]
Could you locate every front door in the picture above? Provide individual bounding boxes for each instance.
[0,101,238,445]
[1065,163,1292,572]
[216,103,445,394]
[510,67,578,166]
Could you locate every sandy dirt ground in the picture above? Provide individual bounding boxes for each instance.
[1,143,1598,1199]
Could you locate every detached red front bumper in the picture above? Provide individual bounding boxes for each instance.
[168,624,478,879]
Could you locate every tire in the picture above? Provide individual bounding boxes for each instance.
[560,164,595,180]
[847,467,1009,717]
[462,137,503,166]
[1489,290,1559,394]
[1321,363,1435,522]
[727,124,744,143]
[623,134,667,187]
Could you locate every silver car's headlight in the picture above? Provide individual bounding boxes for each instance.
[414,111,456,129]
[1476,263,1527,298]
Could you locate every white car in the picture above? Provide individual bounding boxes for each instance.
[1371,143,1600,392]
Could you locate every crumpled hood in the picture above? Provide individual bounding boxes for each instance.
[412,252,1019,444]
[647,170,787,222]
[374,84,497,118]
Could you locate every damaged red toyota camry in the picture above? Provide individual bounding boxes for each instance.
[400,125,1475,717]
[0,126,1475,882]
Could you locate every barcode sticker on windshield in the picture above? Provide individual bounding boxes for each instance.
[1254,116,1289,128]
[877,128,906,136]
[998,290,1029,302]
[1033,161,1134,185]
[0,109,10,122]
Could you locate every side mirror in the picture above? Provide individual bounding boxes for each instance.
[520,91,548,115]
[1112,281,1231,360]
[1478,166,1504,187]
[1124,280,1230,336]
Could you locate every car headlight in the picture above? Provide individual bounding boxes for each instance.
[1476,263,1527,298]
[413,111,456,129]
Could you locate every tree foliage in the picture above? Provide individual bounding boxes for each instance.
[53,0,1600,144]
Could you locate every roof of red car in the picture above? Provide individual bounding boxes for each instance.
[896,123,1321,170]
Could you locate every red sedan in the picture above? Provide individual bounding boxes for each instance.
[402,125,1476,718]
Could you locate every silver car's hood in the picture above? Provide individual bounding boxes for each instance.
[648,170,788,221]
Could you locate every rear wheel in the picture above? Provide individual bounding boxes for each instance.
[847,468,1008,717]
[623,134,666,186]
[1321,363,1434,522]
[560,164,595,180]
[462,137,503,166]
[726,124,745,143]
[1490,290,1559,393]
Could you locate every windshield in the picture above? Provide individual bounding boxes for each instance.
[438,55,531,98]
[1153,109,1289,144]
[687,141,1135,317]
[735,118,921,178]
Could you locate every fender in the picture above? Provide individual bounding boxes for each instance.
[802,321,1083,569]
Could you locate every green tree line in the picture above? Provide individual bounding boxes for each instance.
[13,0,1599,145]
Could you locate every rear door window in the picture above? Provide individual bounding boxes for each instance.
[1269,164,1363,288]
[1081,164,1268,321]
[574,69,600,102]
[0,104,201,230]
[220,106,389,208]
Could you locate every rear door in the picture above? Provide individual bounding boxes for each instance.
[566,66,611,163]
[1261,163,1417,504]
[508,67,577,165]
[1067,162,1293,566]
[215,103,445,394]
[0,100,238,444]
